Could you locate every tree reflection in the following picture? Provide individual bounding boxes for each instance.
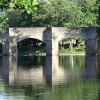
[70,55,74,69]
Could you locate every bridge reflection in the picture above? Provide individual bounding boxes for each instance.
[1,55,100,86]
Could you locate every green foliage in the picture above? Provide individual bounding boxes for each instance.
[0,12,8,33]
[52,80,99,100]
[97,0,100,25]
[0,0,39,34]
[0,0,100,27]
[0,8,33,27]
[32,0,99,27]
[75,0,99,26]
[18,48,46,56]
[59,46,85,54]
[0,0,39,14]
[0,12,9,43]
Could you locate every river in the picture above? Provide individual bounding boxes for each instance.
[0,55,100,100]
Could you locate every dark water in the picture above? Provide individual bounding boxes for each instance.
[0,55,100,100]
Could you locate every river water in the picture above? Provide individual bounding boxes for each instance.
[0,55,100,100]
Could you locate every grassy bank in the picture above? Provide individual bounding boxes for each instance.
[18,48,46,56]
[59,46,85,55]
[0,46,85,56]
[18,46,85,56]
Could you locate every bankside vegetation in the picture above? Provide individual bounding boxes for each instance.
[0,0,100,55]
[0,0,100,27]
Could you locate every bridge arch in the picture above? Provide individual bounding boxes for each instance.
[9,28,46,43]
[17,38,46,55]
[17,36,44,43]
[52,27,97,55]
[59,37,85,53]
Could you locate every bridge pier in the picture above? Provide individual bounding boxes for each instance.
[52,40,59,55]
[85,39,97,55]
[84,27,97,55]
[46,40,58,56]
[9,41,18,56]
[85,55,97,78]
[97,34,100,55]
[44,28,59,56]
[2,40,9,56]
[2,39,18,56]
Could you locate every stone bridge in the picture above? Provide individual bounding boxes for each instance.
[0,27,99,55]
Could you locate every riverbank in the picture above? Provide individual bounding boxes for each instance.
[0,45,85,56]
[0,52,85,56]
[0,51,85,56]
[0,47,85,56]
[17,46,85,56]
[19,53,85,56]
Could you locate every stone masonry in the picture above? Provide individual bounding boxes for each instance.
[0,27,99,56]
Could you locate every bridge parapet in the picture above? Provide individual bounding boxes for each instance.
[9,27,47,42]
[52,27,97,41]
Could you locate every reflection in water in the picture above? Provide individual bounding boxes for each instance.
[1,55,99,85]
[85,55,97,78]
[97,55,100,78]
[1,56,9,83]
[44,56,52,85]
[0,55,100,100]
[10,56,46,85]
[70,55,74,69]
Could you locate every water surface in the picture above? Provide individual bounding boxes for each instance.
[0,55,100,100]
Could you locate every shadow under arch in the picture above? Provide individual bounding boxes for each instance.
[17,38,46,56]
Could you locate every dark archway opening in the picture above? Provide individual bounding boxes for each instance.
[0,43,2,66]
[17,38,46,56]
[0,43,2,55]
[59,38,85,54]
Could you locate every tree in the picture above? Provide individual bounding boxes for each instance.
[1,0,99,28]
[32,0,99,27]
[0,12,8,32]
[0,0,39,44]
[75,0,99,26]
[97,0,100,26]
[0,0,39,30]
[0,0,39,14]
